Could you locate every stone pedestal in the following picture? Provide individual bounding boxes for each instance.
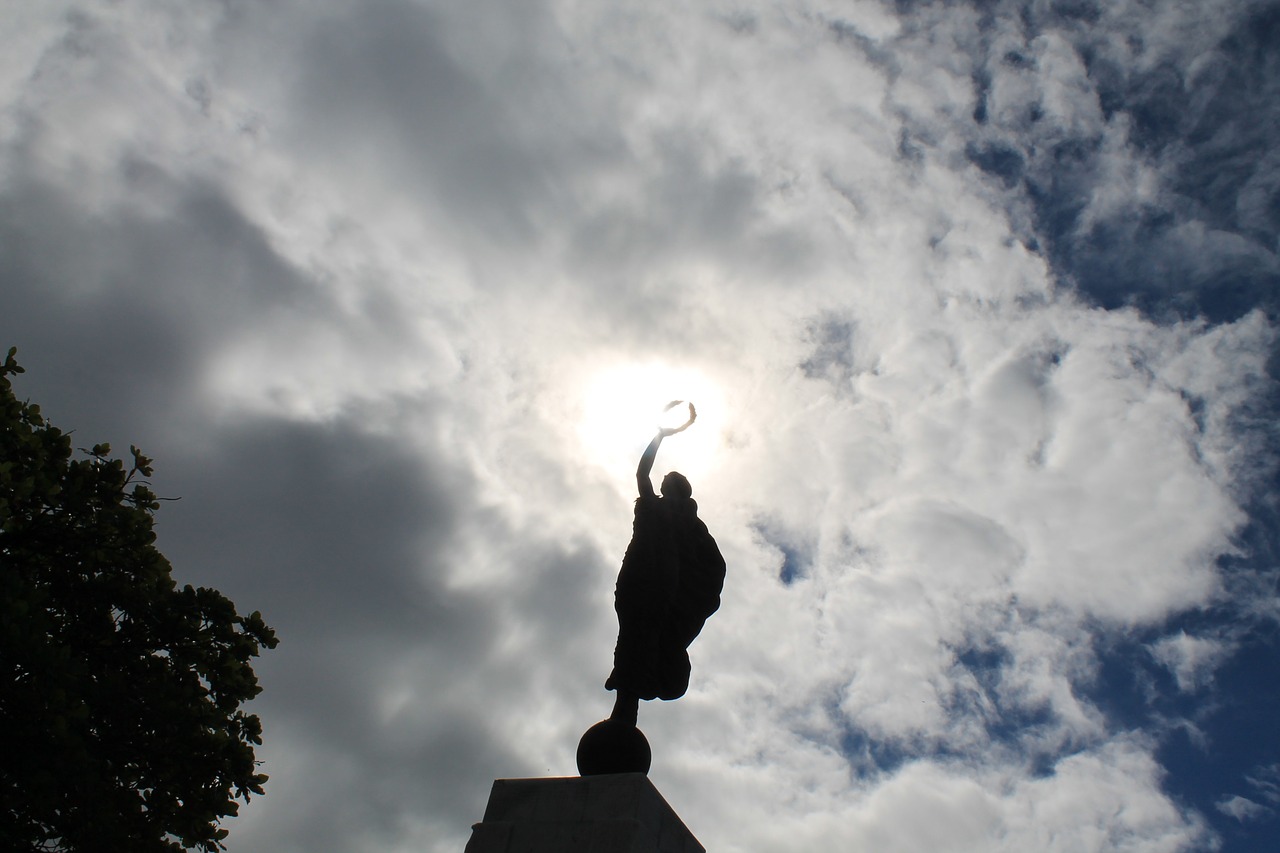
[464,773,704,853]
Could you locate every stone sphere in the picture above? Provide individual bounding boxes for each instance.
[576,719,652,776]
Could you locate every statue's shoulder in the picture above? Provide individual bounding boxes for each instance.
[634,493,663,513]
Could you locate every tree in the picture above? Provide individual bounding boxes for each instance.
[1,347,278,852]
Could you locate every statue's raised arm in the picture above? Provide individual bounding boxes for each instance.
[636,401,696,498]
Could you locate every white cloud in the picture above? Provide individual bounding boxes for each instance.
[1149,631,1235,693]
[1217,794,1272,823]
[2,2,1277,852]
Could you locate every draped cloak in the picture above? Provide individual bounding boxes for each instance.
[606,492,726,701]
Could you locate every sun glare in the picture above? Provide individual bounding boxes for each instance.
[577,361,725,488]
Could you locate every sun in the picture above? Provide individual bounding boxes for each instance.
[576,360,725,488]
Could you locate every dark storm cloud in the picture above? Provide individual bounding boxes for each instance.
[65,374,612,848]
[146,398,615,850]
[284,0,572,244]
[159,403,611,667]
[0,166,308,444]
[0,133,546,845]
[158,415,477,637]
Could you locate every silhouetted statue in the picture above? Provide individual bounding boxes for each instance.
[577,402,725,776]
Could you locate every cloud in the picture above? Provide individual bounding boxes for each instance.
[1245,763,1280,805]
[1217,795,1272,824]
[1149,631,1236,693]
[3,2,1279,852]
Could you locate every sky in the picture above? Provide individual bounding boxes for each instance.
[2,1,1279,851]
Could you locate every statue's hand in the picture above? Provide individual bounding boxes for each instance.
[659,402,697,436]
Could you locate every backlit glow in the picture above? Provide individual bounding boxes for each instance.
[577,361,725,489]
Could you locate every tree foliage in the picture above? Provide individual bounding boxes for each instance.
[1,348,278,852]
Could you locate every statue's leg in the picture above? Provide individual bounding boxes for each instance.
[609,688,640,726]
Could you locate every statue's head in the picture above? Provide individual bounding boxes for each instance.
[660,471,692,500]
